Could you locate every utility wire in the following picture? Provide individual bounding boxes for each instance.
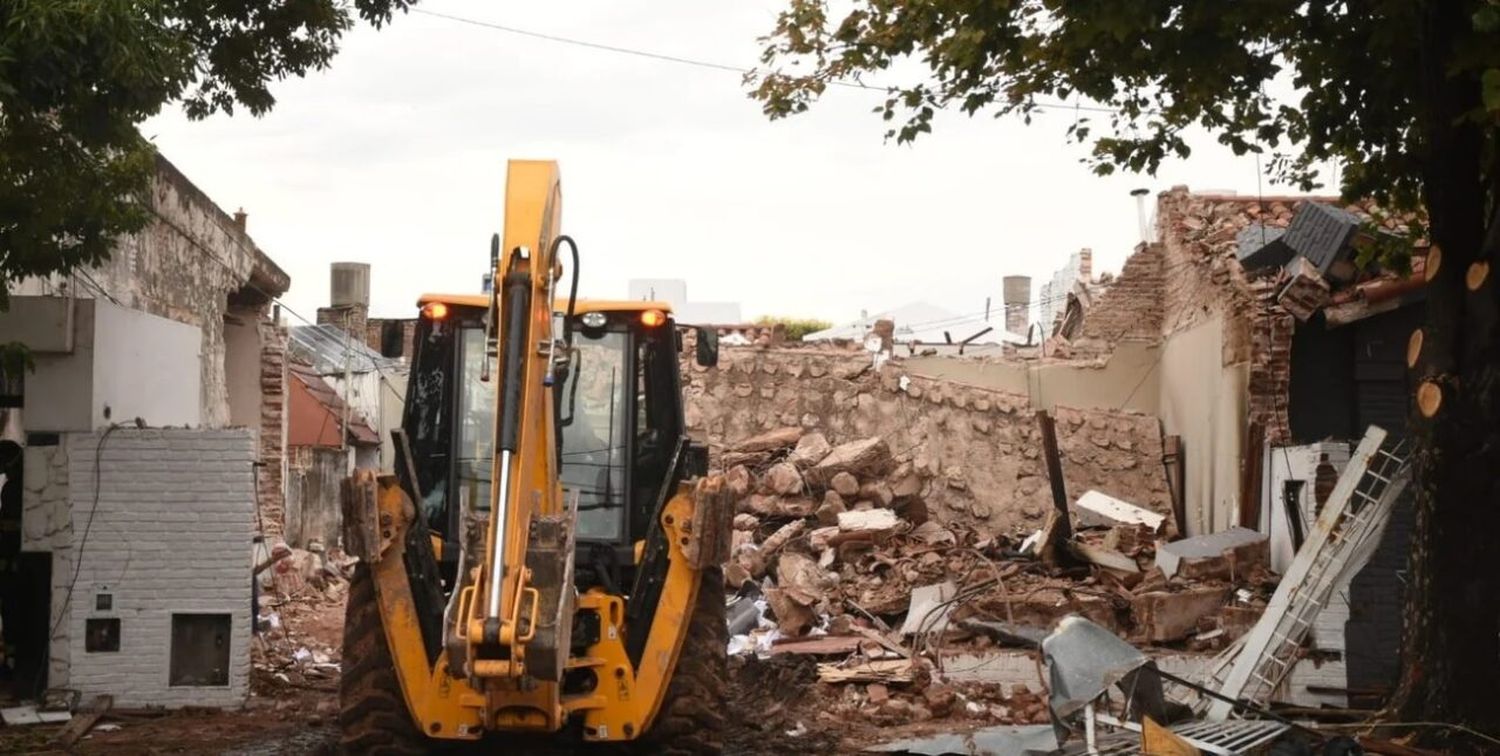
[411,7,1125,114]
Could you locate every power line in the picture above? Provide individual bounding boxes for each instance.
[411,8,1125,113]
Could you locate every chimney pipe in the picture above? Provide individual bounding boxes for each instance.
[1130,188,1150,244]
[233,207,247,231]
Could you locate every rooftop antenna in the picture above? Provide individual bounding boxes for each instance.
[1131,188,1151,244]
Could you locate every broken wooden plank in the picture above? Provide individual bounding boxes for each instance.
[1035,410,1073,543]
[817,658,913,684]
[1068,541,1141,574]
[769,636,865,656]
[52,694,113,749]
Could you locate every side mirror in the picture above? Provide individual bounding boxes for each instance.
[694,326,719,368]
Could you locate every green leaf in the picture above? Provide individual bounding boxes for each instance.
[1483,69,1500,113]
[1474,5,1500,33]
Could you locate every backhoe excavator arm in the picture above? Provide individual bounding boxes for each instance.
[339,159,731,747]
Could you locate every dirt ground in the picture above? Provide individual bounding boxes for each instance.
[0,586,1033,755]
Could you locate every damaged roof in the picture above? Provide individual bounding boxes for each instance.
[1161,187,1427,326]
[288,361,380,447]
[289,324,401,376]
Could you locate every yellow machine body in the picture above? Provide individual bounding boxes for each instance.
[341,160,727,745]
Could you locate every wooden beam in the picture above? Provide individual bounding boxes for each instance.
[1162,434,1187,538]
[1239,420,1265,530]
[1035,410,1072,543]
[51,694,112,749]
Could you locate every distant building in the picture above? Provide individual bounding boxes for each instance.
[627,278,742,325]
[803,301,1025,347]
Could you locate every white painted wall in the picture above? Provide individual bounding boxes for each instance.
[223,316,262,429]
[378,371,408,472]
[1157,313,1249,536]
[62,429,255,708]
[4,297,95,432]
[91,301,201,429]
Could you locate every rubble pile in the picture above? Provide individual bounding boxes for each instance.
[250,541,354,698]
[716,427,1278,727]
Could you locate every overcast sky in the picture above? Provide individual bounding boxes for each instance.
[142,1,1324,329]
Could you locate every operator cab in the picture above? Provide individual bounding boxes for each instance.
[398,295,717,602]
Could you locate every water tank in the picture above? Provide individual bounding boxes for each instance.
[1002,275,1032,307]
[330,262,371,308]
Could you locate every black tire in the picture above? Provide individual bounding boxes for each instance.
[629,566,729,756]
[340,563,431,755]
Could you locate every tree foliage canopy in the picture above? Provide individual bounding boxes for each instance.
[0,0,411,306]
[756,315,833,341]
[749,1,1500,212]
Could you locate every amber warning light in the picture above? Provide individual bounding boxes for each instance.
[640,309,666,327]
[423,302,449,320]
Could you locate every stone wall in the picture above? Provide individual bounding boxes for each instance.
[684,348,1172,535]
[20,441,72,689]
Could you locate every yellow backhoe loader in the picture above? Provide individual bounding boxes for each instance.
[338,160,731,753]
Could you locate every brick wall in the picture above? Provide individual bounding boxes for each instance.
[1078,243,1165,346]
[365,317,418,362]
[61,429,256,708]
[1246,280,1294,444]
[318,304,368,345]
[258,322,288,536]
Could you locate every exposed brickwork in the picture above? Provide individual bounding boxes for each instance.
[365,317,418,362]
[258,321,288,536]
[683,348,1172,535]
[61,429,256,708]
[1078,243,1166,346]
[317,303,367,344]
[1246,280,1294,444]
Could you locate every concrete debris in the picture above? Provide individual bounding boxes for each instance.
[1131,587,1233,643]
[864,724,1060,755]
[790,432,833,468]
[1068,541,1141,574]
[838,508,900,534]
[807,437,894,487]
[1073,489,1166,532]
[735,426,804,453]
[710,424,1290,751]
[899,581,958,636]
[763,462,805,496]
[1155,527,1268,580]
[0,705,72,726]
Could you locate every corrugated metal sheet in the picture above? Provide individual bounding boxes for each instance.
[289,324,401,375]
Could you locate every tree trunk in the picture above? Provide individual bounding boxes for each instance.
[1392,0,1500,732]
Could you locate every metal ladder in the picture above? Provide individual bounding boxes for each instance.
[1205,426,1411,719]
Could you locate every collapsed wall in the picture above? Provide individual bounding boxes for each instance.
[683,347,1171,536]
